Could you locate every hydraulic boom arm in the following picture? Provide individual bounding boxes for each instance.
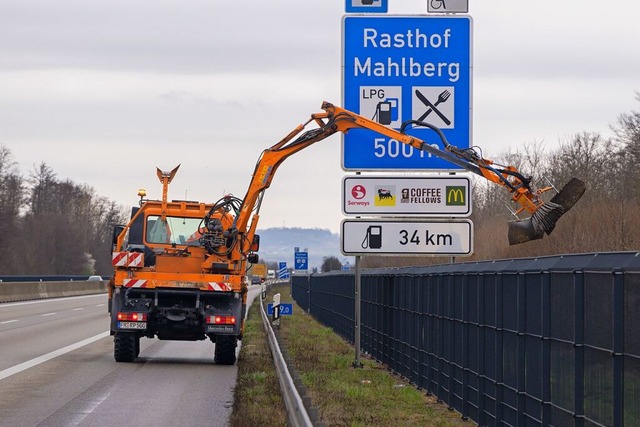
[222,102,585,249]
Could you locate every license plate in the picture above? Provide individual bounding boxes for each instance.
[118,321,147,330]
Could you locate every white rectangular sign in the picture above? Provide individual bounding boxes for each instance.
[341,219,473,256]
[342,175,471,216]
[427,0,468,13]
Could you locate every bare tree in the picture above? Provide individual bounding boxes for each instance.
[611,92,640,199]
[0,146,25,274]
[546,132,613,199]
[321,256,343,272]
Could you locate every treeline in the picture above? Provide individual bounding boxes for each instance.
[363,93,640,268]
[2,94,639,274]
[0,148,127,276]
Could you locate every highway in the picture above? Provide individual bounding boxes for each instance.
[0,287,261,426]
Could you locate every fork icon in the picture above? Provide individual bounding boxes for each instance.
[417,90,451,122]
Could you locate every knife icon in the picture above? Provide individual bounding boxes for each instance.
[415,90,451,126]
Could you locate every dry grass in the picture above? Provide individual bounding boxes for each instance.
[229,298,287,426]
[231,283,471,426]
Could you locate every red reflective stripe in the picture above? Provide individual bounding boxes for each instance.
[207,282,232,291]
[112,252,127,266]
[128,252,144,267]
[123,279,147,288]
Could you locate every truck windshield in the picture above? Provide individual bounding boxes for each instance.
[146,215,204,245]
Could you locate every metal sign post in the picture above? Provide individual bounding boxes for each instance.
[353,255,362,368]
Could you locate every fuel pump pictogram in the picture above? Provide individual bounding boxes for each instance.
[361,225,383,249]
[372,98,398,125]
[360,86,402,127]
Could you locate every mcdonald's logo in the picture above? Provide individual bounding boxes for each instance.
[445,186,466,206]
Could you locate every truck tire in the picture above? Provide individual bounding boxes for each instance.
[114,332,138,362]
[214,336,237,365]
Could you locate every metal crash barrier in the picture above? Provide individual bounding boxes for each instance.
[0,277,107,303]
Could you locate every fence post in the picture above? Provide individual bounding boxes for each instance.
[448,274,456,410]
[517,272,526,426]
[542,271,552,426]
[613,270,624,427]
[478,273,486,426]
[495,272,504,425]
[307,274,311,314]
[462,273,470,420]
[574,270,585,427]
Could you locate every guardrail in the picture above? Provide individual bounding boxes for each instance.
[259,289,313,427]
[0,280,108,303]
[292,252,640,427]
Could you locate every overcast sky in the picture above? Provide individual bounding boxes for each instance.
[1,0,639,233]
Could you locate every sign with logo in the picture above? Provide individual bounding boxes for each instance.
[294,250,308,272]
[341,218,473,256]
[427,0,468,13]
[346,0,388,13]
[342,175,471,216]
[342,16,472,170]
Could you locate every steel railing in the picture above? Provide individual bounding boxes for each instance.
[292,252,640,427]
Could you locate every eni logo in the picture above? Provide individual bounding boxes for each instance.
[445,186,466,206]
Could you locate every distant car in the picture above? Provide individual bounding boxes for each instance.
[87,275,103,281]
[251,276,262,285]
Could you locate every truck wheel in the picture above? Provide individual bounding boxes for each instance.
[214,336,237,365]
[114,332,138,362]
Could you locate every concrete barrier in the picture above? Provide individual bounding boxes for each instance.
[0,280,108,303]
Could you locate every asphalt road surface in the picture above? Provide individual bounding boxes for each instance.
[0,286,261,427]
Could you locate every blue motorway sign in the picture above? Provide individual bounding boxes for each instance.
[278,262,290,279]
[294,251,308,270]
[345,0,388,14]
[342,16,472,170]
[267,303,293,316]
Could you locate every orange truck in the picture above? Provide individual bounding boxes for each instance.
[108,102,584,364]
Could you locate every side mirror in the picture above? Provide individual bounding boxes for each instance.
[247,253,259,264]
[112,225,125,251]
[251,234,260,252]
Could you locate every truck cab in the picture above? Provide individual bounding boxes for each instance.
[109,167,258,365]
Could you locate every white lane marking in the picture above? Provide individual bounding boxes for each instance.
[0,293,106,309]
[1,320,18,324]
[72,308,84,311]
[0,331,110,381]
[42,312,57,317]
[95,304,105,307]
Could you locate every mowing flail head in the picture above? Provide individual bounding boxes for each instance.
[508,178,586,245]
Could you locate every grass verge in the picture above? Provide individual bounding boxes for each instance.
[231,283,471,426]
[229,294,287,426]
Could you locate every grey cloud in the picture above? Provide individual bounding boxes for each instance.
[0,0,340,74]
